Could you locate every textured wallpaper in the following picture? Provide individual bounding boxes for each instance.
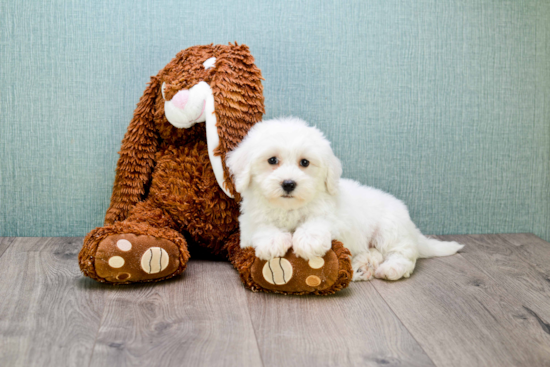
[1,0,549,240]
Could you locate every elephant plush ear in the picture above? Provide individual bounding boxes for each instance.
[104,76,160,225]
[209,43,265,199]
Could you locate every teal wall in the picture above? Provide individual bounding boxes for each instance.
[1,0,549,240]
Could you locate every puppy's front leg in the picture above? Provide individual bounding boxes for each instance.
[249,225,293,260]
[292,218,332,260]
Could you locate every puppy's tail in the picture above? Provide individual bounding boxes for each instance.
[417,235,464,258]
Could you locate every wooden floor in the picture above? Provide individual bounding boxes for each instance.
[0,234,549,367]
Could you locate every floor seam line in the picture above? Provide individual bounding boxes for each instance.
[369,281,439,367]
[85,285,109,367]
[243,292,267,367]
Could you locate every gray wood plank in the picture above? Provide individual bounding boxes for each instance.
[246,282,435,367]
[0,237,16,258]
[371,243,550,367]
[492,233,550,274]
[437,234,550,323]
[89,260,263,367]
[0,237,105,367]
[3,234,549,367]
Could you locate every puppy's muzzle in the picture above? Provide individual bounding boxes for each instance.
[281,180,297,193]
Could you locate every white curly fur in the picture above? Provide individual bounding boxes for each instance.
[227,117,464,281]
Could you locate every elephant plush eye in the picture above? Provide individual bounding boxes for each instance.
[268,157,278,165]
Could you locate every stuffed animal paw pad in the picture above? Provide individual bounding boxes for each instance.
[251,250,340,293]
[262,258,294,285]
[94,234,180,283]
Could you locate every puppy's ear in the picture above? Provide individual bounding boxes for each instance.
[325,150,342,195]
[226,140,253,194]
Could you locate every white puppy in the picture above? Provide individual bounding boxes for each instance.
[227,117,463,281]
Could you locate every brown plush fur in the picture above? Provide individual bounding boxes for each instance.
[78,43,352,294]
[104,43,263,226]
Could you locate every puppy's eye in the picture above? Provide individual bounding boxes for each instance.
[300,159,310,167]
[267,157,278,165]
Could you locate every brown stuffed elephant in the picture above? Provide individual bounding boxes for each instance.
[79,43,352,295]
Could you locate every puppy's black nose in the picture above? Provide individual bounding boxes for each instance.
[282,180,297,193]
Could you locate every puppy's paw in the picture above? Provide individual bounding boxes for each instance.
[352,249,383,281]
[374,256,415,281]
[292,227,332,261]
[253,231,293,260]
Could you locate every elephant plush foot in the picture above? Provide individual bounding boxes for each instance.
[226,235,353,295]
[79,223,190,284]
